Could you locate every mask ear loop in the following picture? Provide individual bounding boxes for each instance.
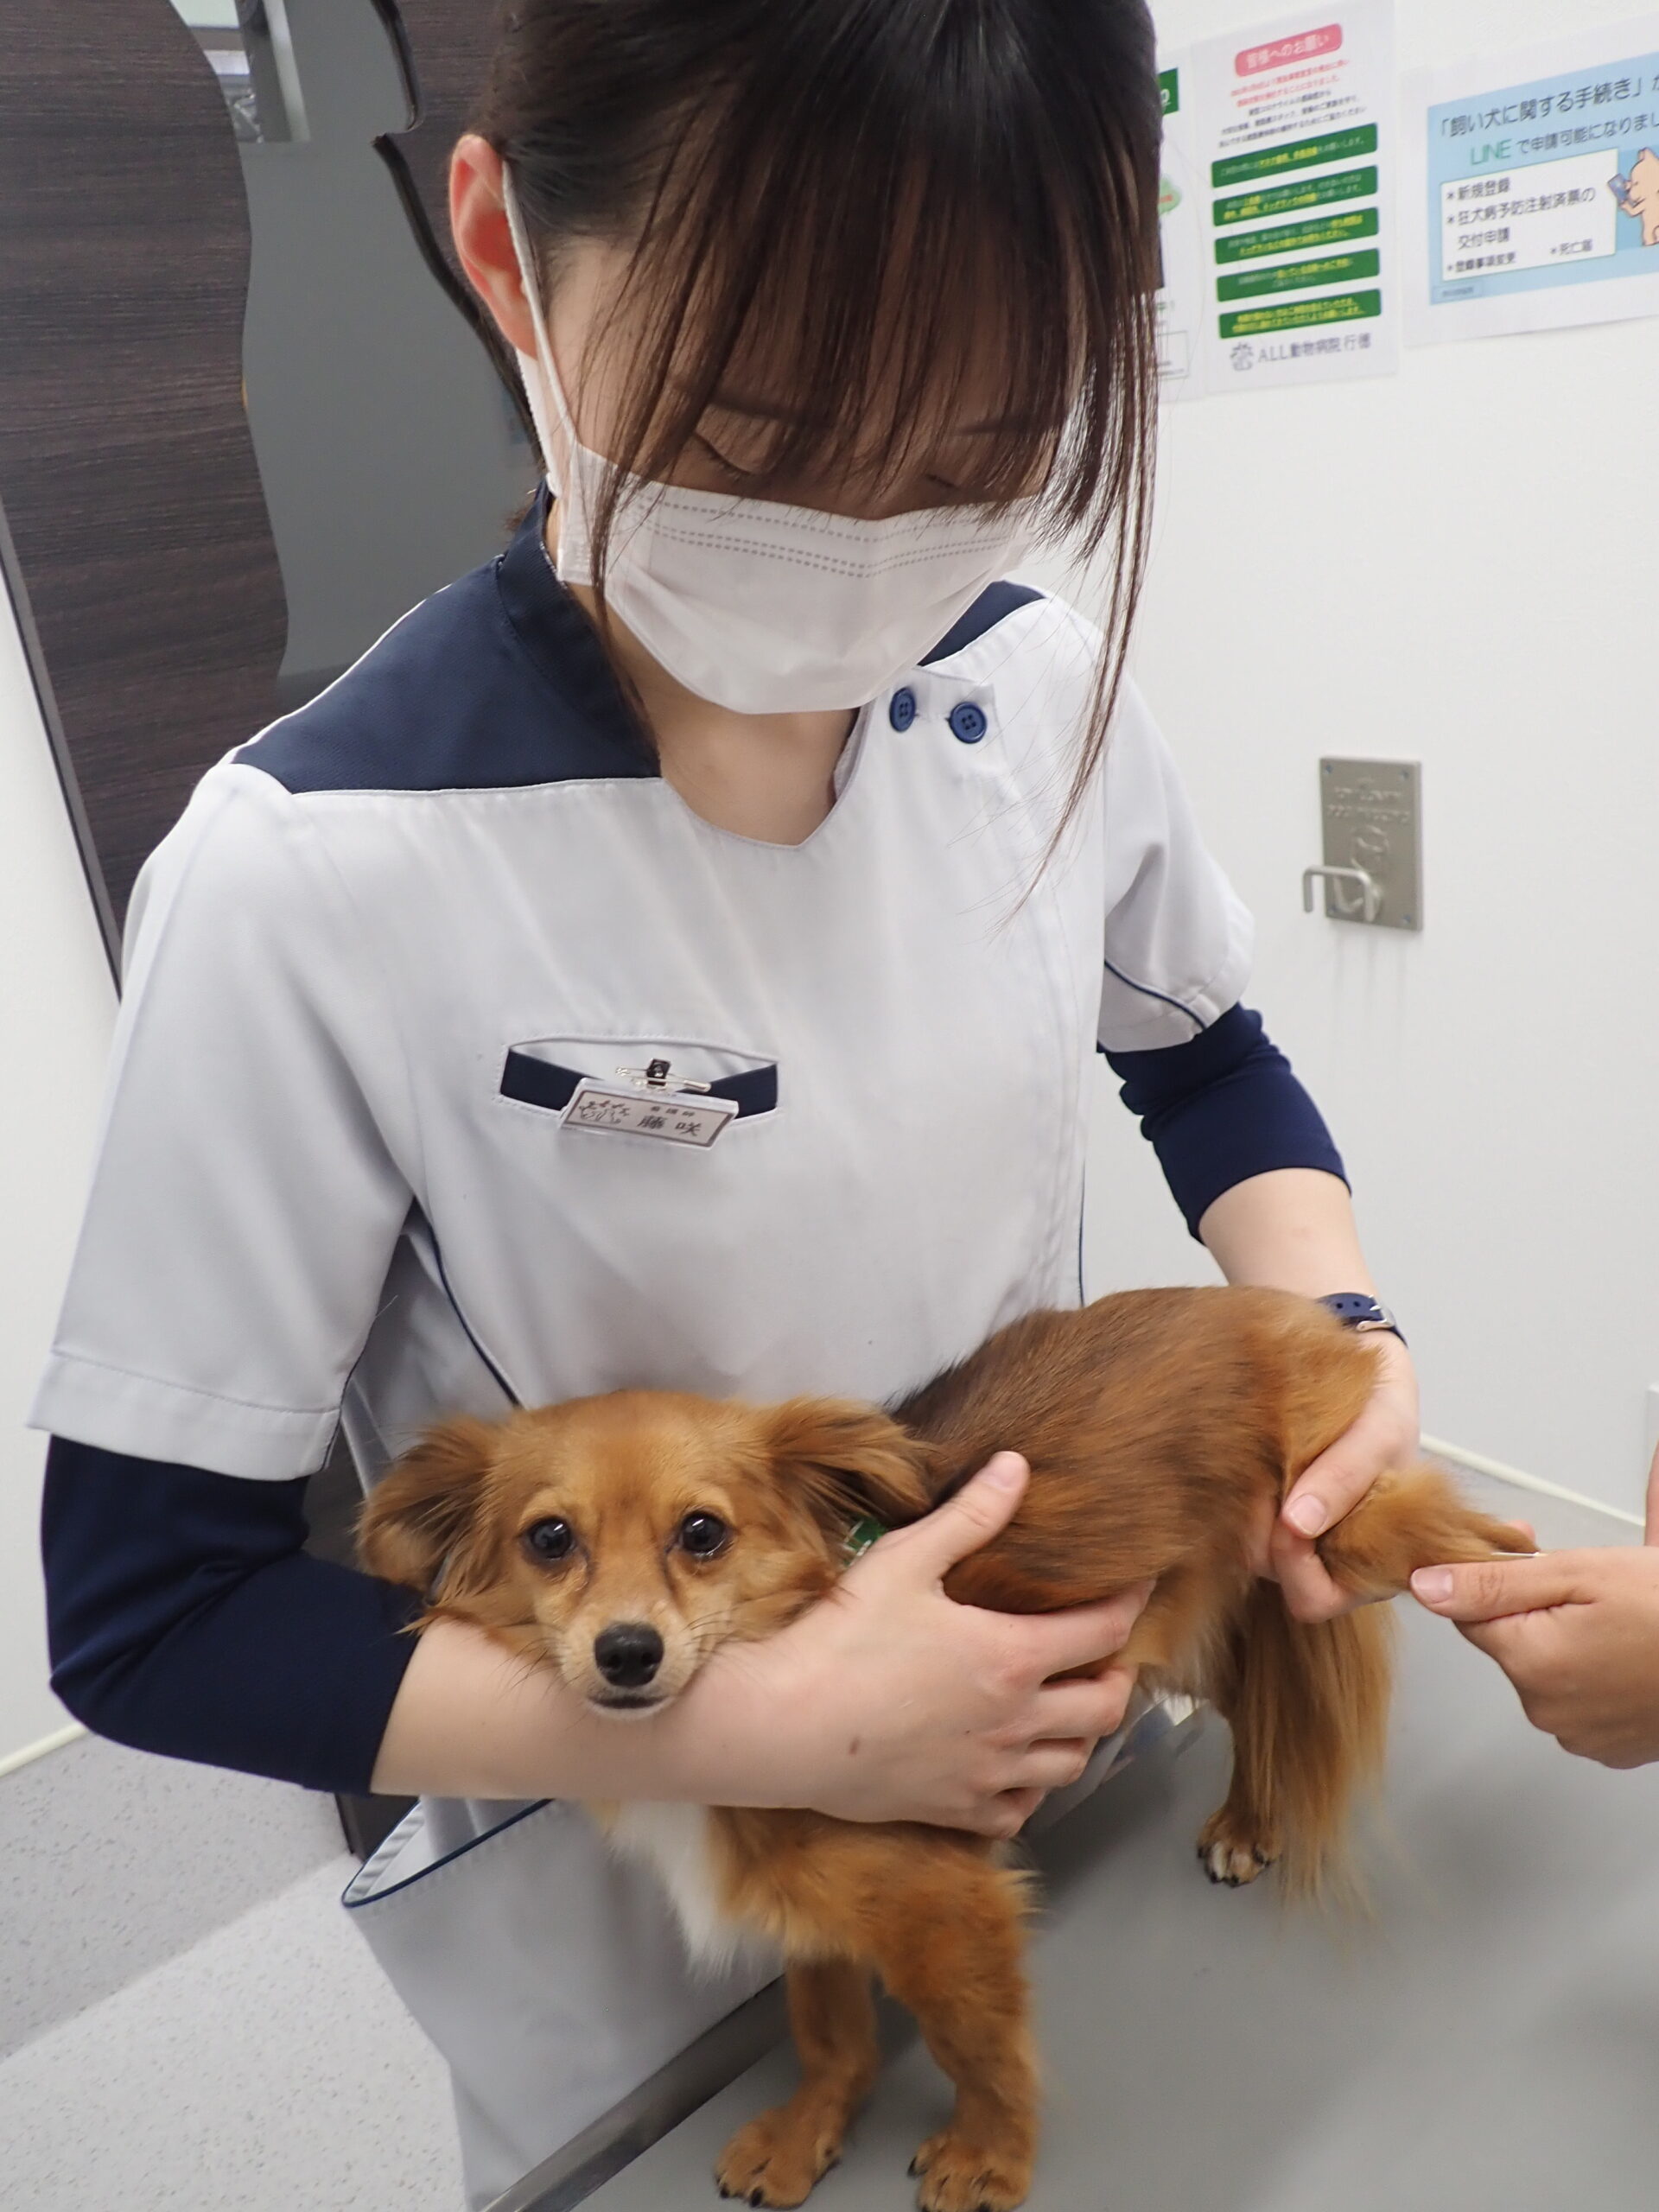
[501,165,671,592]
[500,165,577,508]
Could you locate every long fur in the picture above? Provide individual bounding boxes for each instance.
[359,1287,1529,2210]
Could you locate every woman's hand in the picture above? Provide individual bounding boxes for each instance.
[1239,1332,1421,1621]
[1268,1332,1422,1624]
[1408,1446,1659,1769]
[1196,1167,1421,1625]
[694,1453,1152,1838]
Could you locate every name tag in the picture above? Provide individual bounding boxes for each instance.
[560,1078,738,1148]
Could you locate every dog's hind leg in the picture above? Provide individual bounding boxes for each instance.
[1197,1584,1395,1896]
[1194,1607,1277,1888]
[715,1957,880,2208]
[1313,1460,1534,1599]
[868,1858,1038,2212]
[1196,1465,1529,1896]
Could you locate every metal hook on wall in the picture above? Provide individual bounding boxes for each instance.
[1302,864,1382,925]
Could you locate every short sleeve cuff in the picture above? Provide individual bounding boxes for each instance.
[30,1351,337,1481]
[1096,911,1254,1052]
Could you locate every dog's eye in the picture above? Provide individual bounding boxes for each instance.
[677,1511,730,1559]
[523,1518,575,1563]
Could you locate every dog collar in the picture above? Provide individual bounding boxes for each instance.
[840,1516,887,1565]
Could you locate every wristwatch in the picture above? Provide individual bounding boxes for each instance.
[1318,1292,1407,1346]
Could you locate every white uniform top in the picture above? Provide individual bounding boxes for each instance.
[32,495,1249,1483]
[30,494,1251,2206]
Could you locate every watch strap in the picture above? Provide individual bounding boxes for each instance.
[1318,1293,1406,1346]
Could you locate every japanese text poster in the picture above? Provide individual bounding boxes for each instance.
[1155,52,1210,400]
[1187,2,1399,393]
[1406,16,1659,344]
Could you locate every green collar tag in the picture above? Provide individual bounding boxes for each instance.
[839,1515,887,1566]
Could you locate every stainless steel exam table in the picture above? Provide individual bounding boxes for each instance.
[492,1476,1659,2212]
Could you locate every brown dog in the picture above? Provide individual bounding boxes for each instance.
[359,1286,1529,2211]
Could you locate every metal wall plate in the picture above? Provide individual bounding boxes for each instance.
[1319,757,1422,930]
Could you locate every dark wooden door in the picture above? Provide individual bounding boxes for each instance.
[0,0,518,1859]
[0,0,289,947]
[0,0,520,948]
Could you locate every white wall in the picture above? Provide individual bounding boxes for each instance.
[0,582,116,1766]
[1078,0,1659,1515]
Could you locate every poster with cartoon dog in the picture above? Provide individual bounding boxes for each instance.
[1408,16,1659,342]
[1612,147,1659,247]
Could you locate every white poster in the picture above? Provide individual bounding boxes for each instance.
[1189,2,1399,394]
[1405,16,1659,345]
[1156,52,1210,401]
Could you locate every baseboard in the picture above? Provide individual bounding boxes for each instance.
[1422,1434,1643,1531]
[0,1721,86,1783]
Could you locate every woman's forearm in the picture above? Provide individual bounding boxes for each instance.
[369,1616,783,1803]
[1198,1166,1376,1298]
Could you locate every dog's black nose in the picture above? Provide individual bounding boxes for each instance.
[594,1622,664,1688]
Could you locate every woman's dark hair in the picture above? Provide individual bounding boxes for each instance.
[471,0,1163,839]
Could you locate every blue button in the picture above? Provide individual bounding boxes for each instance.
[949,700,988,744]
[888,687,918,732]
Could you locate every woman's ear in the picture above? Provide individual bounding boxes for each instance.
[449,134,541,359]
[356,1418,500,1599]
[762,1398,936,1532]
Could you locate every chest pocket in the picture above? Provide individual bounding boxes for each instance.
[499,1034,779,1131]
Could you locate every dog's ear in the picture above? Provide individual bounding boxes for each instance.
[761,1397,935,1533]
[357,1418,500,1599]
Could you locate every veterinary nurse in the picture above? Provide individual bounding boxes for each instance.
[33,1,1418,2199]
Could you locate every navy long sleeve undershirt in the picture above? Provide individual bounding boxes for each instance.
[1102,1002,1346,1237]
[41,1441,422,1795]
[41,1001,1344,1790]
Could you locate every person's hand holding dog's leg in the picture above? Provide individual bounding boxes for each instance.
[1199,1167,1421,1623]
[1410,1444,1659,1769]
[1274,1330,1421,1618]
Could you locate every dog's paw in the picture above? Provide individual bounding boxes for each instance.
[715,2107,842,2208]
[1196,1808,1278,1888]
[908,2126,1033,2212]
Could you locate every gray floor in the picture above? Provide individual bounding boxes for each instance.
[576,1474,1659,2212]
[0,1730,342,2058]
[0,1719,459,2211]
[0,1855,461,2212]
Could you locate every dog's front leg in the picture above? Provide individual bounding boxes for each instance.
[715,1956,880,2207]
[872,1859,1038,2212]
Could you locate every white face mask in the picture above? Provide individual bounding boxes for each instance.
[501,169,1039,714]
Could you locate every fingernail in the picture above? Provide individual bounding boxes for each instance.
[1411,1567,1454,1604]
[984,1453,1024,1491]
[1285,1494,1326,1537]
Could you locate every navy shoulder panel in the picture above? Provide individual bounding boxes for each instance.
[922,581,1046,665]
[237,492,656,795]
